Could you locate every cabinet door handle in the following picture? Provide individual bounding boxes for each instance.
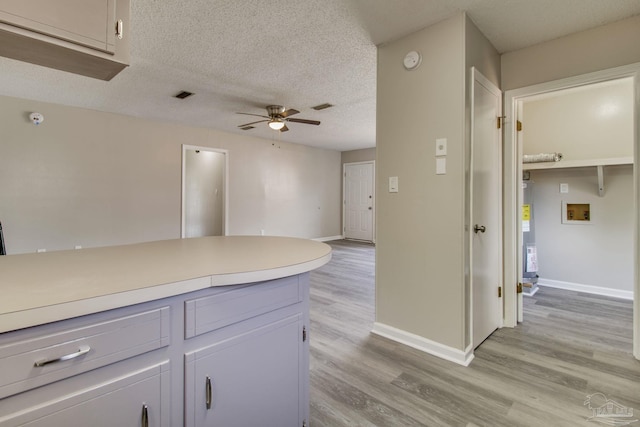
[206,376,212,410]
[141,404,149,427]
[34,345,91,367]
[116,19,124,39]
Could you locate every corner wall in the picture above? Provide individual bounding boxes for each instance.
[376,14,466,352]
[0,95,342,254]
[375,13,500,360]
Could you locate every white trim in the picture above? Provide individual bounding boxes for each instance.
[538,279,633,301]
[503,63,640,349]
[371,322,474,366]
[342,161,376,243]
[313,235,344,242]
[181,145,229,238]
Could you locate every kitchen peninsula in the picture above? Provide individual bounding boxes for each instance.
[0,236,331,426]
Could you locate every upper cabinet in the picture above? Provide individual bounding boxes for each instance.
[0,0,130,81]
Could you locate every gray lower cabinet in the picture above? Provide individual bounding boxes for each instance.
[185,314,304,427]
[0,362,170,427]
[0,274,310,427]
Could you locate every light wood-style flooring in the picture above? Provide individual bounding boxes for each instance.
[309,239,640,426]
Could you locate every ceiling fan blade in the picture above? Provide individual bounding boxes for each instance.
[286,118,321,125]
[280,109,300,118]
[236,112,270,119]
[238,119,269,127]
[280,125,289,132]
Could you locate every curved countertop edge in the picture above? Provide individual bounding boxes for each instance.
[0,238,332,334]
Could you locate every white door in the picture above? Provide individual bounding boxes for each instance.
[344,162,374,241]
[471,68,503,348]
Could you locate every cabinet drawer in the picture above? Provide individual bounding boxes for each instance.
[185,276,301,339]
[0,306,170,399]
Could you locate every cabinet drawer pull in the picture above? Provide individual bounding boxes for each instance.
[141,404,149,427]
[34,345,91,367]
[206,376,212,410]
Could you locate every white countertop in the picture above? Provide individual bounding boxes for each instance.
[0,236,332,333]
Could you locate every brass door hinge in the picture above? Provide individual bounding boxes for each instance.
[516,120,523,131]
[517,283,523,294]
[497,116,502,129]
[498,287,502,298]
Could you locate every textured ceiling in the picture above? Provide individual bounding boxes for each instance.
[1,0,640,151]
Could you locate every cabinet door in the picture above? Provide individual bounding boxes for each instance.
[0,362,170,427]
[185,314,303,427]
[0,0,116,53]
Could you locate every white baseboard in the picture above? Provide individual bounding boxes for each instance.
[538,278,633,300]
[371,322,474,366]
[313,235,344,242]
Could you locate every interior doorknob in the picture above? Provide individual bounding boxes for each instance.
[474,224,486,234]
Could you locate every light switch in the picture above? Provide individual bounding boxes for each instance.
[560,183,569,193]
[436,138,447,156]
[389,176,398,193]
[436,158,446,175]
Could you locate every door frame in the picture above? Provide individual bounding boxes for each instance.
[503,63,640,359]
[342,161,375,242]
[181,144,229,238]
[470,67,503,348]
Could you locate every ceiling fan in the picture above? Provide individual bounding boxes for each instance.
[237,105,320,132]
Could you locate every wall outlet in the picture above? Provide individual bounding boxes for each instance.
[36,248,46,253]
[75,245,82,250]
[260,229,265,236]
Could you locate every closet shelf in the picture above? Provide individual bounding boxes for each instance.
[522,156,633,170]
[523,156,633,197]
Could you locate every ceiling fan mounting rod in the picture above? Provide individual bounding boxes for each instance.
[266,105,285,117]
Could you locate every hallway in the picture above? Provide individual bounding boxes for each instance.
[309,240,639,426]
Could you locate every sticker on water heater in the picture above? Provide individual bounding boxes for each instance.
[526,246,538,272]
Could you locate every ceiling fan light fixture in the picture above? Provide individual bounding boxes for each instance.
[268,119,285,130]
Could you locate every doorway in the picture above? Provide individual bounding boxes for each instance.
[343,161,374,242]
[503,64,640,359]
[181,145,228,238]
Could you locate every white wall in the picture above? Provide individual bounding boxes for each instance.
[375,13,500,357]
[0,95,342,254]
[530,166,634,293]
[523,78,634,161]
[341,147,375,165]
[502,14,640,91]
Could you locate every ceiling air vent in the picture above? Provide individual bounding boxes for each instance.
[240,125,255,130]
[312,103,333,111]
[174,90,194,99]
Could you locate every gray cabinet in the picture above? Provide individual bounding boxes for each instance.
[185,314,304,427]
[0,274,310,427]
[0,0,130,80]
[0,362,170,427]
